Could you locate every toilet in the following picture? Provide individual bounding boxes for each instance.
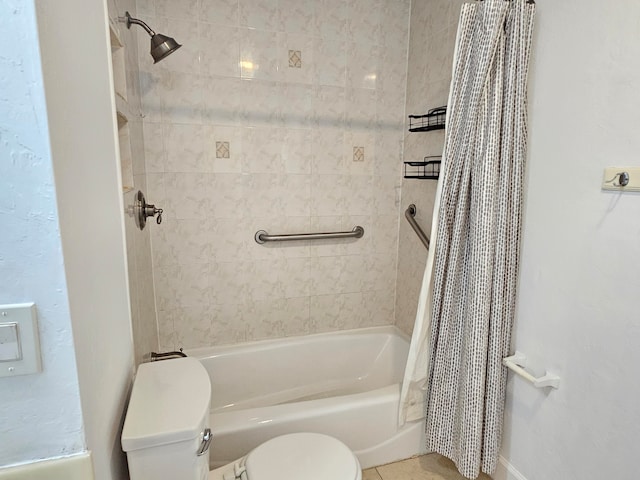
[121,357,362,480]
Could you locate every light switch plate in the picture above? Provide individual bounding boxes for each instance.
[0,303,41,378]
[0,322,22,361]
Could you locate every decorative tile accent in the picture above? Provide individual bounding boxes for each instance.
[289,49,302,68]
[353,146,365,162]
[216,141,230,158]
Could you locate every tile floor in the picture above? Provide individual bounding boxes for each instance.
[363,453,493,480]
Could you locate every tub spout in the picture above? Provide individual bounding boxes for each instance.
[150,349,187,361]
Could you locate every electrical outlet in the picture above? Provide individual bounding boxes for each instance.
[602,167,640,193]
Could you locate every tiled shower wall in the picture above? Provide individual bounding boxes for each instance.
[394,0,463,335]
[137,0,410,349]
[107,0,159,364]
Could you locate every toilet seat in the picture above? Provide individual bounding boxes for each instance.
[124,359,362,480]
[240,433,361,480]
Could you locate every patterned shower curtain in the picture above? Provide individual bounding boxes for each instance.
[424,1,535,478]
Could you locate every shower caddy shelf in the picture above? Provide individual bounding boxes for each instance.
[408,106,446,132]
[405,106,446,180]
[404,157,441,180]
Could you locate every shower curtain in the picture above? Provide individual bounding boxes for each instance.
[399,0,535,478]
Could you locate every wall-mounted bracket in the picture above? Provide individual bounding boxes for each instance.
[503,351,560,389]
[602,167,640,192]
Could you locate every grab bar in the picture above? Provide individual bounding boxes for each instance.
[405,204,430,249]
[255,226,364,244]
[503,351,560,389]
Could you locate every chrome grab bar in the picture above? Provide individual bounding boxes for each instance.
[255,226,364,244]
[405,204,430,249]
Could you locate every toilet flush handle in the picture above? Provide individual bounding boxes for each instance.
[197,428,212,456]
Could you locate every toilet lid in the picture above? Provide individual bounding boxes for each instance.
[244,433,360,480]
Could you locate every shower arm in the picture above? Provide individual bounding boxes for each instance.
[124,12,155,36]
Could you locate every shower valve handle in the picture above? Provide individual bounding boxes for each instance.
[133,190,164,230]
[142,204,162,222]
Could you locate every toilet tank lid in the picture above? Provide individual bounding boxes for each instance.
[121,357,211,452]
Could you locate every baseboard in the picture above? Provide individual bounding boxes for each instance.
[0,452,93,480]
[492,455,528,480]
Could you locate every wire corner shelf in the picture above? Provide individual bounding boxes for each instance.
[408,106,447,132]
[404,156,441,180]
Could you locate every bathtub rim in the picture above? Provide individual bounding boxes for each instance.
[185,325,411,358]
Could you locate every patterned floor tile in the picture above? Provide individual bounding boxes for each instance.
[362,467,383,480]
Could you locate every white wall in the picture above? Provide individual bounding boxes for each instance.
[35,0,136,479]
[0,0,85,468]
[503,2,640,479]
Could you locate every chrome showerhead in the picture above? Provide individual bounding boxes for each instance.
[149,33,182,64]
[124,11,182,64]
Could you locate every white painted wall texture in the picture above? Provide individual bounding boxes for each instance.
[0,0,85,468]
[36,0,136,478]
[502,1,640,479]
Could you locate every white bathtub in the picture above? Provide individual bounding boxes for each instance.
[189,326,426,469]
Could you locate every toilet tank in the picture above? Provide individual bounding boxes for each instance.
[122,357,212,480]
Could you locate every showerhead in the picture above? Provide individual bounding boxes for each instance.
[149,33,182,64]
[124,12,182,64]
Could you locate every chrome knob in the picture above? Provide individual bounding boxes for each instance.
[197,428,212,456]
[133,190,163,230]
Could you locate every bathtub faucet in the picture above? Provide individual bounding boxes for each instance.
[150,349,187,361]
